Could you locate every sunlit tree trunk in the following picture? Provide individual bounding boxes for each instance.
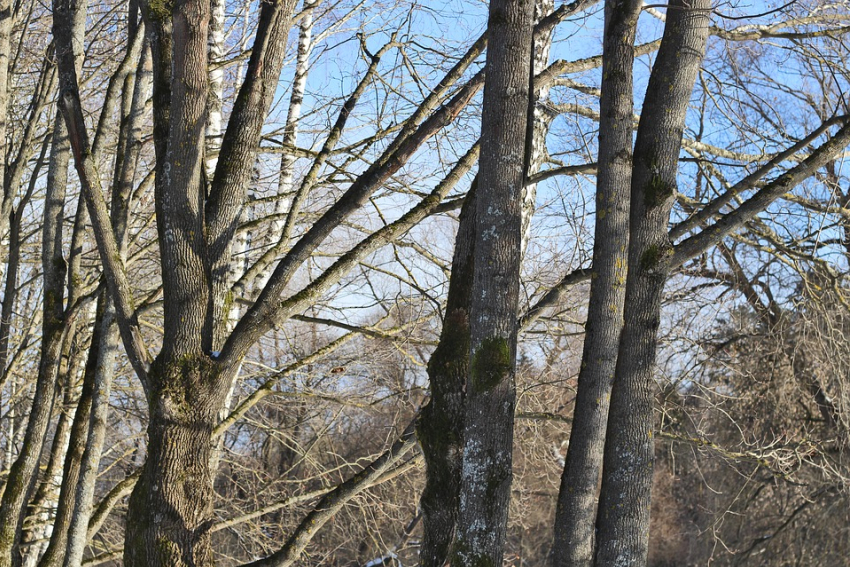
[452,1,534,565]
[595,1,710,564]
[550,0,640,564]
[419,2,555,564]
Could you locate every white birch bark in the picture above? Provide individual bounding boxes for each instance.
[521,0,555,256]
[250,0,319,295]
[206,0,225,178]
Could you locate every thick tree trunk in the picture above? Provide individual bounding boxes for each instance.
[419,2,556,562]
[124,356,231,567]
[550,0,640,565]
[452,1,534,565]
[595,1,710,564]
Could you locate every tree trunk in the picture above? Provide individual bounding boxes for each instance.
[521,0,555,254]
[205,0,224,178]
[419,2,556,562]
[37,295,104,567]
[22,322,83,567]
[0,0,13,243]
[124,356,231,567]
[595,1,710,564]
[452,1,534,565]
[0,77,78,566]
[417,182,476,567]
[550,0,640,565]
[271,0,316,240]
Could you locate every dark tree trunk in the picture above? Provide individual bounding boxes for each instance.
[124,356,232,567]
[595,1,710,564]
[550,0,640,564]
[417,182,476,567]
[452,1,534,565]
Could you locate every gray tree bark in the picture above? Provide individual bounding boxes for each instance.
[550,0,640,564]
[595,1,711,564]
[418,2,559,563]
[452,1,534,565]
[417,181,477,567]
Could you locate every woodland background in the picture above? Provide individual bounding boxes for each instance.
[0,0,846,565]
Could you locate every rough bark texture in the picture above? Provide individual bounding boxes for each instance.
[46,0,545,563]
[119,0,299,557]
[417,182,477,567]
[124,357,228,567]
[418,2,558,562]
[151,0,210,358]
[550,0,640,565]
[204,0,298,350]
[452,1,534,565]
[595,1,710,564]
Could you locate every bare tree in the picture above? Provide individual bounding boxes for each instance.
[550,0,639,562]
[0,0,841,565]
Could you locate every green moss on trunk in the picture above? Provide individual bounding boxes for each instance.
[644,174,674,209]
[470,337,511,393]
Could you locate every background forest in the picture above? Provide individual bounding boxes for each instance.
[0,0,847,565]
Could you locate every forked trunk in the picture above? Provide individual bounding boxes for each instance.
[550,0,640,564]
[595,1,710,563]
